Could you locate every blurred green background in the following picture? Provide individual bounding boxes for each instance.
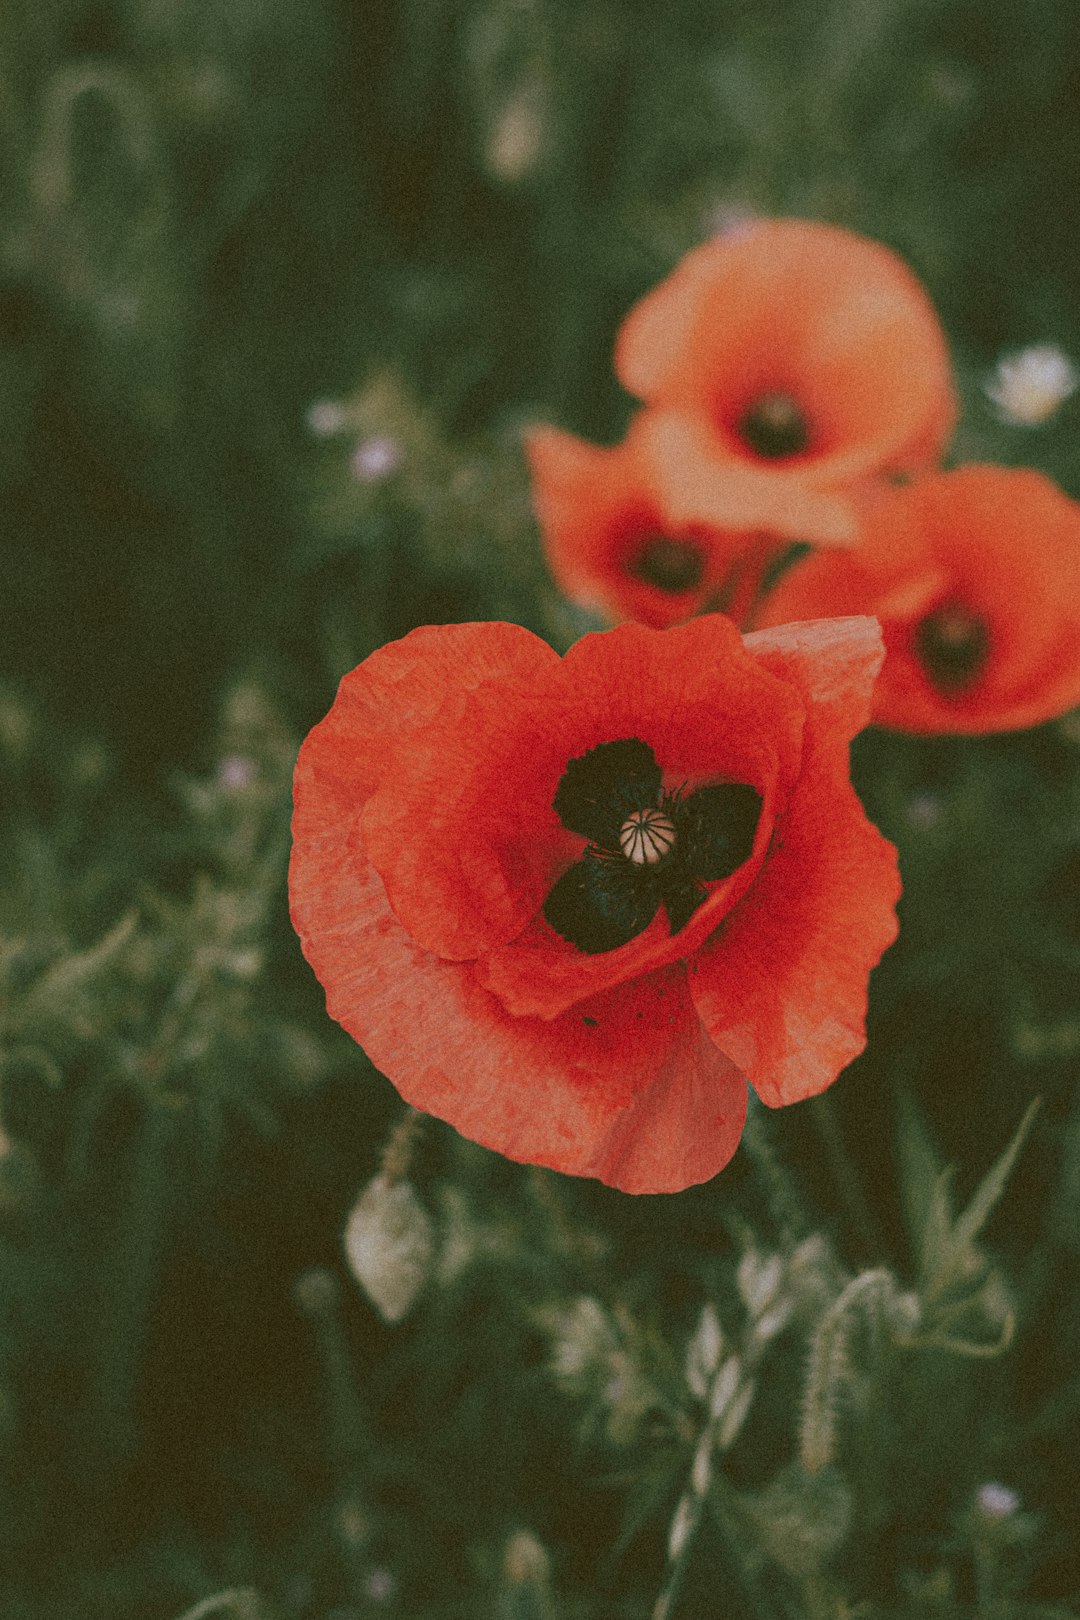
[2,2,1080,1617]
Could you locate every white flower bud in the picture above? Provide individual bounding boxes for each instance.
[737,1249,784,1318]
[751,1297,795,1349]
[547,1296,617,1384]
[685,1303,724,1400]
[343,1174,434,1324]
[502,1528,552,1587]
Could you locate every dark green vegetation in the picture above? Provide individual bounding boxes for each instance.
[2,1,1080,1615]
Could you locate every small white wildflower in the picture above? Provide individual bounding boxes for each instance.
[977,1481,1020,1521]
[306,398,348,437]
[216,753,256,791]
[906,793,943,831]
[548,1296,616,1384]
[364,1567,396,1603]
[703,203,760,241]
[985,344,1078,426]
[351,434,403,482]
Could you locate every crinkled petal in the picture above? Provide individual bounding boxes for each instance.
[361,678,580,960]
[301,621,560,809]
[743,615,886,743]
[581,982,749,1192]
[688,711,900,1108]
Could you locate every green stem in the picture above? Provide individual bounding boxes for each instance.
[741,1103,810,1247]
[810,1093,884,1257]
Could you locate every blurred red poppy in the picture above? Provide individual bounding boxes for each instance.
[757,465,1080,734]
[290,614,899,1193]
[525,413,788,628]
[614,219,956,533]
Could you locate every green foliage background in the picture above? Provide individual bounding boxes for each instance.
[1,1,1080,1616]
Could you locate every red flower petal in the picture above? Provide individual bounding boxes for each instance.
[362,682,577,960]
[742,614,887,743]
[647,411,859,546]
[689,618,900,1106]
[297,622,561,962]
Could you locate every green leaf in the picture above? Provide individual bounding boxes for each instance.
[952,1098,1041,1258]
[895,1089,951,1288]
[925,1098,1041,1305]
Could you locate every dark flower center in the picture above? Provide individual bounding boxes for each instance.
[544,737,762,954]
[628,535,706,593]
[738,392,809,459]
[915,603,990,694]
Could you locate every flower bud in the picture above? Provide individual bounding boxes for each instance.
[684,1303,724,1399]
[343,1174,434,1324]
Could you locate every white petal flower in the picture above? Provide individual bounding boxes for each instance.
[984,345,1078,425]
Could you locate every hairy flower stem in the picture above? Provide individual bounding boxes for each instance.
[800,1268,896,1474]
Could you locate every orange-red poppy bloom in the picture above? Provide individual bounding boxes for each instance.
[289,614,900,1193]
[526,412,857,629]
[614,219,957,534]
[756,465,1080,734]
[526,416,765,628]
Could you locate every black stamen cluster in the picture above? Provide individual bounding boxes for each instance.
[544,738,762,954]
[915,604,990,694]
[628,535,706,594]
[738,391,810,459]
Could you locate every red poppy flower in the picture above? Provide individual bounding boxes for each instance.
[526,414,773,628]
[614,219,957,531]
[756,465,1080,734]
[289,613,900,1193]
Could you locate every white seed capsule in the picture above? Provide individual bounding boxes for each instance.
[618,807,676,865]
